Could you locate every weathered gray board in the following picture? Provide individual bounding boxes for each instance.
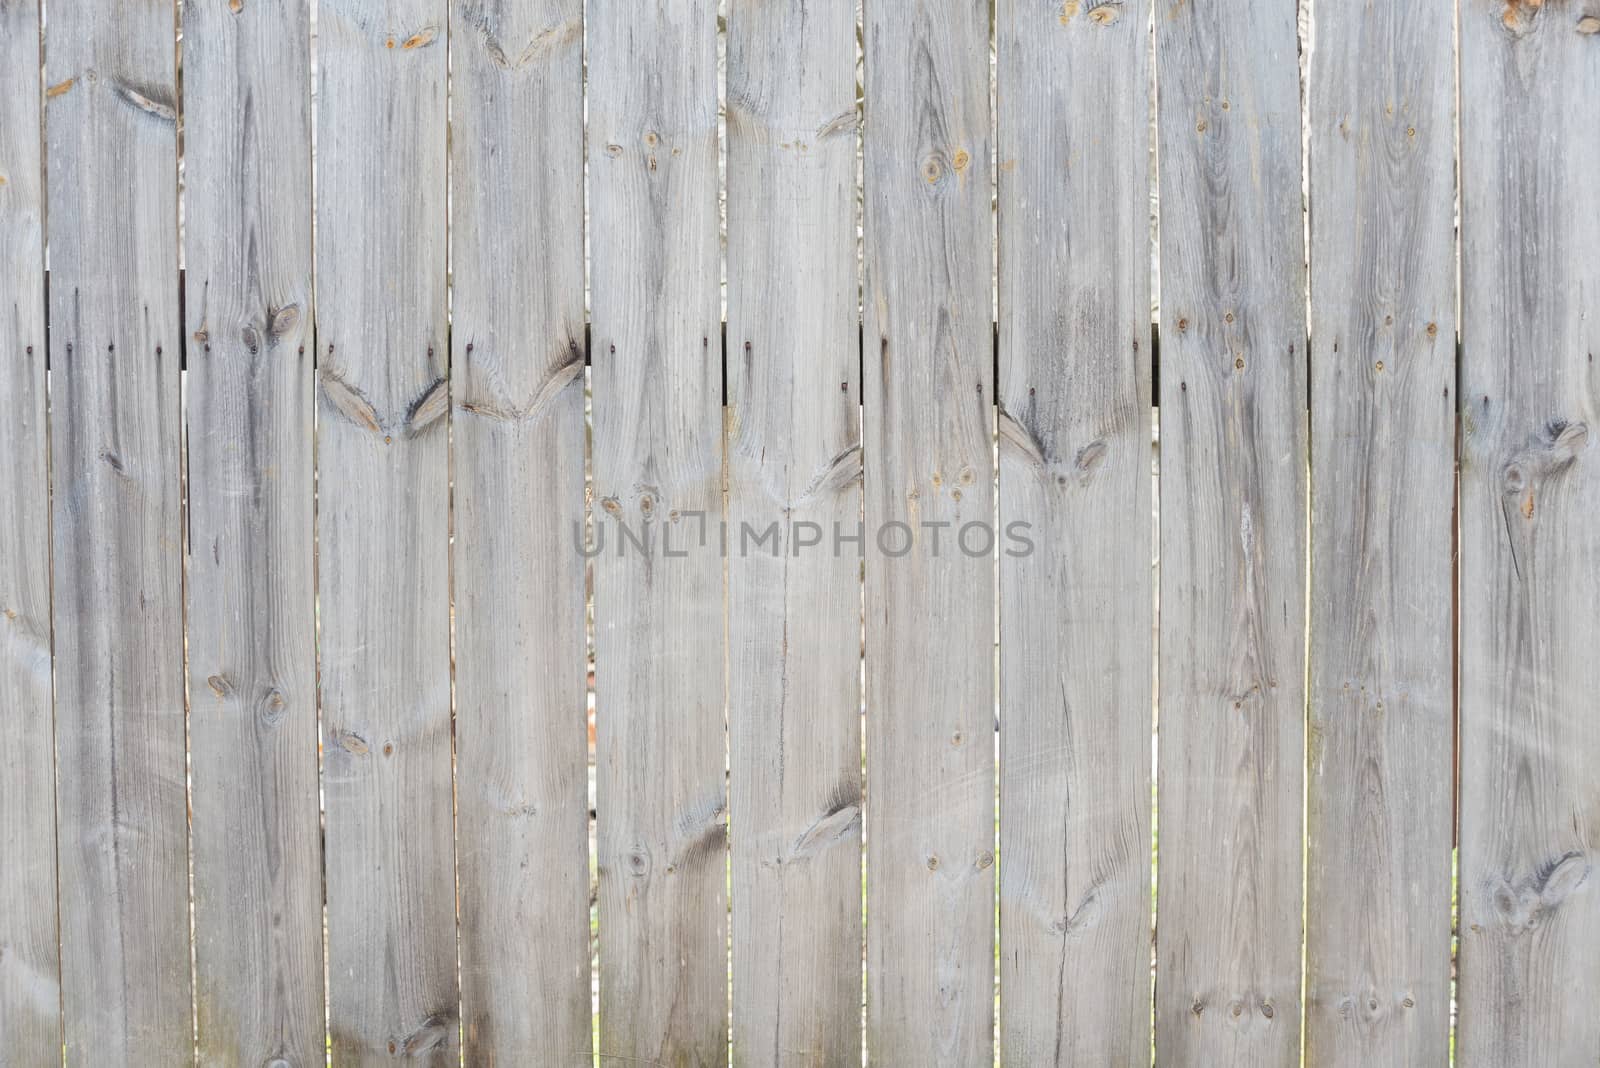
[451,0,592,1062]
[1304,0,1456,1063]
[315,1,457,1060]
[725,0,864,1062]
[1154,0,1309,1061]
[45,1,191,1061]
[997,0,1154,1062]
[1457,2,1600,1063]
[862,0,996,1062]
[183,1,325,1062]
[0,0,58,1059]
[45,0,190,1061]
[588,1,729,1063]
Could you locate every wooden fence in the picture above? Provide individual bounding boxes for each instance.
[0,0,1596,1064]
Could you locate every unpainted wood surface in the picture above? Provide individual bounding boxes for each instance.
[315,1,456,1061]
[1304,0,1456,1062]
[0,0,58,1059]
[862,0,995,1061]
[183,2,325,1063]
[996,0,1153,1061]
[451,0,591,1062]
[725,0,863,1061]
[588,1,727,1064]
[45,0,191,1061]
[1457,2,1600,1063]
[1154,0,1308,1061]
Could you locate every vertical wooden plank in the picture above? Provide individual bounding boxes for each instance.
[588,1,726,1063]
[0,0,59,1058]
[315,1,455,1060]
[183,0,323,1062]
[725,0,862,1061]
[45,0,190,1061]
[1153,0,1307,1060]
[1457,3,1600,1062]
[861,0,994,1061]
[450,0,591,1062]
[1303,0,1455,1062]
[995,0,1152,1060]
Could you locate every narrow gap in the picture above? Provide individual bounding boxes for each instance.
[181,376,196,1060]
[1299,337,1313,1068]
[178,271,188,372]
[857,522,868,1066]
[1299,441,1312,1068]
[584,361,598,1068]
[987,1,1001,1064]
[714,0,734,1057]
[1449,377,1461,1066]
[1150,324,1160,408]
[721,394,732,1065]
[1146,4,1161,1063]
[579,6,599,1063]
[854,0,869,1063]
[1296,0,1314,1059]
[1150,317,1164,1043]
[982,317,1001,402]
[1148,357,1164,1028]
[304,1,332,1063]
[171,2,200,1063]
[1448,0,1464,1058]
[36,2,68,1060]
[442,8,464,1060]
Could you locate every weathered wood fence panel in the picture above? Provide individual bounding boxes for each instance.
[725,0,864,1061]
[13,2,1600,1065]
[588,1,728,1063]
[1304,0,1457,1063]
[450,1,592,1063]
[996,0,1154,1061]
[45,1,191,1060]
[1457,3,1600,1062]
[183,2,324,1063]
[0,0,56,1059]
[862,1,996,1062]
[315,1,457,1060]
[1154,0,1309,1062]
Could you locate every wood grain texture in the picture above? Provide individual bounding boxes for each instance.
[1457,2,1600,1062]
[996,0,1153,1061]
[861,0,994,1061]
[45,0,191,1061]
[315,1,456,1061]
[1303,0,1456,1062]
[725,0,862,1061]
[588,1,726,1064]
[1153,0,1308,1061]
[450,0,591,1062]
[0,0,58,1058]
[183,3,324,1063]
